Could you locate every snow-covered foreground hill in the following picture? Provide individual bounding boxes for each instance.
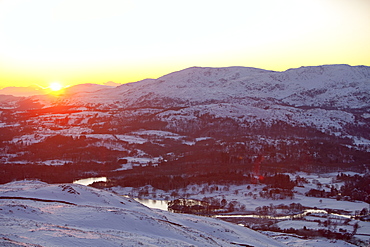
[0,180,285,247]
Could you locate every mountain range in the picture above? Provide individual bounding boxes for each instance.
[29,64,369,108]
[0,64,369,183]
[1,64,369,246]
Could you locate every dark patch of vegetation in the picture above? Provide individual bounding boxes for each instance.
[306,173,370,204]
[11,135,126,162]
[0,162,119,184]
[0,102,369,187]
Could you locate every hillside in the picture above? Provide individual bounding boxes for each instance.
[0,65,369,184]
[0,180,285,247]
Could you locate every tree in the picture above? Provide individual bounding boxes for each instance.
[360,207,368,216]
[221,198,227,208]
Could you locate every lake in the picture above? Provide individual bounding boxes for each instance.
[73,176,107,186]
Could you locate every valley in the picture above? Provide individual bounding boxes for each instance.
[0,64,370,246]
[102,171,370,245]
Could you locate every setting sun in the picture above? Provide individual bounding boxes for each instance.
[0,0,369,89]
[49,82,63,92]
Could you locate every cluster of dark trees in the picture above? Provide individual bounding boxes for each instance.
[337,173,370,203]
[237,217,360,245]
[259,187,294,200]
[279,227,353,242]
[255,203,304,215]
[107,171,250,191]
[263,173,296,189]
[100,171,298,198]
[168,198,218,214]
[306,173,370,204]
[0,161,119,184]
[8,135,126,163]
[167,197,247,214]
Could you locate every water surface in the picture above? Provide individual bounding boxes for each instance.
[73,177,107,186]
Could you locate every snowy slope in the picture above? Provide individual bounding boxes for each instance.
[56,65,369,108]
[27,65,369,109]
[0,180,285,247]
[31,65,368,136]
[64,83,114,95]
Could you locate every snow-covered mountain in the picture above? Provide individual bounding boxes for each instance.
[0,180,284,246]
[63,83,113,95]
[51,64,369,109]
[1,65,369,246]
[26,65,370,139]
[0,64,369,181]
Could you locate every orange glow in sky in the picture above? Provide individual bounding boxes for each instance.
[0,0,369,90]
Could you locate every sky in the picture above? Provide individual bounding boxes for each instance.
[0,0,369,90]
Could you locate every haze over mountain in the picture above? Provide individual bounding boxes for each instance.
[0,82,121,97]
[0,86,44,97]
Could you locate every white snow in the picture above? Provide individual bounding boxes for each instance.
[5,65,368,149]
[115,134,147,144]
[115,156,162,170]
[0,180,285,247]
[42,160,70,166]
[132,130,183,138]
[112,172,370,245]
[264,231,358,247]
[28,65,370,111]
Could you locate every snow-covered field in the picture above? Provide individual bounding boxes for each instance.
[0,180,286,247]
[110,172,370,246]
[2,179,366,247]
[263,231,358,247]
[1,65,370,246]
[111,172,369,214]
